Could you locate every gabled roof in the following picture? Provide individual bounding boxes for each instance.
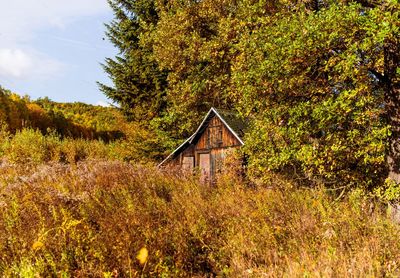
[158,107,247,166]
[189,107,245,145]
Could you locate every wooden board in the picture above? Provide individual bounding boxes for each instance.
[196,116,241,150]
[199,153,211,184]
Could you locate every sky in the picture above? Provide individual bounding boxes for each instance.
[0,0,117,106]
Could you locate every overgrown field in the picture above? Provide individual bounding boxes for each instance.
[0,160,399,277]
[0,123,163,166]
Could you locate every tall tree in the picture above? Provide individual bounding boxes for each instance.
[153,0,240,137]
[153,0,284,138]
[382,5,400,183]
[99,0,168,122]
[233,1,399,188]
[100,0,399,183]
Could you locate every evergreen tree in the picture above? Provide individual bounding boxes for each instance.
[99,0,168,122]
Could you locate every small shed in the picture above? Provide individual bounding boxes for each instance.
[159,107,247,182]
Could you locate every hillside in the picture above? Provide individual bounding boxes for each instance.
[0,0,399,275]
[0,86,168,165]
[0,87,125,141]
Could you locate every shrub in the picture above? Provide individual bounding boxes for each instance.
[2,128,50,164]
[0,128,114,165]
[0,161,399,276]
[0,121,10,157]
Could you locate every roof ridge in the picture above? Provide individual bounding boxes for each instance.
[158,107,248,167]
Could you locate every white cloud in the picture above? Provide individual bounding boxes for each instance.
[0,48,64,80]
[0,49,32,78]
[0,0,109,80]
[0,0,109,44]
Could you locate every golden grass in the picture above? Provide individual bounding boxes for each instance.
[0,160,399,277]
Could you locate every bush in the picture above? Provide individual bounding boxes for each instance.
[2,128,50,164]
[1,127,112,165]
[0,161,399,276]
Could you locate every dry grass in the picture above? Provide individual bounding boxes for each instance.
[0,160,399,277]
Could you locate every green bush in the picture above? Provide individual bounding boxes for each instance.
[0,127,113,165]
[2,128,50,164]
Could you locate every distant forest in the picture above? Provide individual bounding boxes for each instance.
[0,86,124,141]
[0,86,167,163]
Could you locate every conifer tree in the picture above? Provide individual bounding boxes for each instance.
[99,0,168,122]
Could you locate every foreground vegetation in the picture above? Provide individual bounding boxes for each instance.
[1,86,399,276]
[0,160,399,277]
[0,0,398,275]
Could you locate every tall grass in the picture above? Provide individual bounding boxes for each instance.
[0,160,399,277]
[0,125,159,166]
[0,127,111,165]
[0,126,152,166]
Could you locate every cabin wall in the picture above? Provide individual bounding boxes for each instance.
[181,144,195,170]
[182,144,195,157]
[196,117,241,150]
[168,115,242,182]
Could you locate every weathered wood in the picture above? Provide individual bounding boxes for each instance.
[196,116,241,150]
[182,156,194,171]
[182,144,195,157]
[388,203,400,224]
[199,153,211,183]
[163,107,245,183]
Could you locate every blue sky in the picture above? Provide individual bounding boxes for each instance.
[0,0,117,106]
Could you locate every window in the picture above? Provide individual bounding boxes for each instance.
[182,156,194,171]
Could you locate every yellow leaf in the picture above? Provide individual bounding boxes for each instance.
[32,241,44,250]
[136,247,148,265]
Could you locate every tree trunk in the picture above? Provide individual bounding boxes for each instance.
[385,38,400,184]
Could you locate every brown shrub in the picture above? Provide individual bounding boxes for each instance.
[0,161,399,277]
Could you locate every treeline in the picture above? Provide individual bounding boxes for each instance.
[0,87,168,164]
[0,87,123,141]
[101,0,399,189]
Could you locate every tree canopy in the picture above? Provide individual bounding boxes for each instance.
[101,0,399,188]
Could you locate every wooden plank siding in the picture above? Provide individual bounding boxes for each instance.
[169,115,241,182]
[160,107,246,184]
[196,116,241,150]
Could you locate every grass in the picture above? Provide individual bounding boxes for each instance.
[0,160,399,277]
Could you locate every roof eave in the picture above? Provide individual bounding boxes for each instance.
[157,135,194,167]
[158,107,245,167]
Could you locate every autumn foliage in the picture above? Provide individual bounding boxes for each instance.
[0,0,399,275]
[0,161,399,276]
[0,87,123,141]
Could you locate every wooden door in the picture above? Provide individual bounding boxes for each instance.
[199,153,211,184]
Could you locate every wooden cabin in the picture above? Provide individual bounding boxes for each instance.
[159,107,247,183]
